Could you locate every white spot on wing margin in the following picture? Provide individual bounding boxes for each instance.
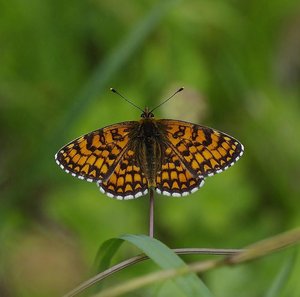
[96,181,147,200]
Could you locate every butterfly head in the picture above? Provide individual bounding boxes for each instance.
[141,107,154,119]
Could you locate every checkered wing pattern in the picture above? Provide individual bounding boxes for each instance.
[98,149,148,199]
[159,119,244,179]
[156,147,205,197]
[55,117,244,199]
[56,122,147,199]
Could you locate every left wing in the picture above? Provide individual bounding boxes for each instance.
[55,122,137,183]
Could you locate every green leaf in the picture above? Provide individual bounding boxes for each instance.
[120,234,214,297]
[264,250,297,297]
[86,238,125,296]
[94,238,124,272]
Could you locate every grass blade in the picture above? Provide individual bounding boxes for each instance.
[264,250,297,297]
[118,234,214,297]
[94,238,124,272]
[55,0,181,143]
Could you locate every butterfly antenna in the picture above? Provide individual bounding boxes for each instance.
[110,88,144,112]
[150,87,184,113]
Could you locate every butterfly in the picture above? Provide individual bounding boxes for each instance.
[55,88,244,200]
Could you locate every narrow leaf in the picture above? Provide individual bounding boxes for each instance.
[264,250,297,297]
[54,0,182,144]
[119,234,214,297]
[94,238,124,272]
[226,227,300,265]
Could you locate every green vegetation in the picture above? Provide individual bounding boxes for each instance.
[1,0,300,296]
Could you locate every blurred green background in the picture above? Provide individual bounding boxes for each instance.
[1,0,300,296]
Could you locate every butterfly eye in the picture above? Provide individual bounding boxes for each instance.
[141,113,146,118]
[149,112,154,118]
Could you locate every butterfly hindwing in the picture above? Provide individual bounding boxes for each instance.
[98,149,148,199]
[155,147,205,197]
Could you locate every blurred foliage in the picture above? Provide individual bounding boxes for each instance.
[1,0,300,296]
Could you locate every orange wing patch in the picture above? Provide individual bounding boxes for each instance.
[160,119,244,178]
[98,149,148,199]
[55,122,136,184]
[155,147,205,197]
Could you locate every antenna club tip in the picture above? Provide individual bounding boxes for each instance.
[110,87,116,93]
[178,87,184,92]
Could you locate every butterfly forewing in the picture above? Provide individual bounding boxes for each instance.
[55,122,137,183]
[159,119,244,178]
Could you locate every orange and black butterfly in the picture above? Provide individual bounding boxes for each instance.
[55,88,244,199]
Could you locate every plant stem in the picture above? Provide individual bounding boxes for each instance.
[149,188,154,238]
